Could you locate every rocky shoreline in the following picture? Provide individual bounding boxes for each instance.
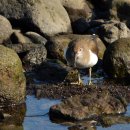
[0,0,130,129]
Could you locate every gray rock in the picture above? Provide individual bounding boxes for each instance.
[23,45,47,66]
[89,20,130,45]
[109,0,130,27]
[0,0,72,36]
[11,31,32,44]
[25,31,47,45]
[0,45,26,105]
[7,31,44,54]
[0,15,12,44]
[103,38,130,78]
[61,0,92,22]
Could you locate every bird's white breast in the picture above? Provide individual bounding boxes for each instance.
[87,50,98,67]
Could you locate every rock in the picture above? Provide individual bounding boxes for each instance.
[25,32,47,45]
[0,112,4,122]
[0,103,26,128]
[89,20,130,45]
[103,38,130,78]
[35,59,70,83]
[47,34,106,62]
[61,0,92,22]
[89,0,111,19]
[23,45,47,66]
[100,115,130,127]
[69,123,96,130]
[0,45,26,105]
[7,31,43,53]
[72,18,90,34]
[6,42,39,53]
[109,0,130,27]
[10,31,32,44]
[0,15,12,44]
[0,0,72,36]
[91,0,111,11]
[96,37,106,59]
[49,89,127,121]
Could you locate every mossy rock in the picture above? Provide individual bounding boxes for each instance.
[103,38,130,78]
[0,45,26,105]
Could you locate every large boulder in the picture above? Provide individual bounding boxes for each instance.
[46,34,106,62]
[0,0,72,36]
[0,15,12,44]
[0,45,26,105]
[103,38,130,78]
[61,0,92,22]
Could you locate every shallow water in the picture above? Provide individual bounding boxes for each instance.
[23,96,68,130]
[23,96,130,130]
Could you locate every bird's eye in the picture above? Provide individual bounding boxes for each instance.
[79,48,82,51]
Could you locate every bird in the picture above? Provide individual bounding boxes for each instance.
[64,35,98,85]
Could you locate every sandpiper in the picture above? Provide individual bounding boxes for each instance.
[64,35,98,85]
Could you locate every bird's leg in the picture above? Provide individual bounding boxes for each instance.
[88,67,92,85]
[78,72,83,85]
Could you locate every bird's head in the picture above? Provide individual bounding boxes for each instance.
[73,46,83,57]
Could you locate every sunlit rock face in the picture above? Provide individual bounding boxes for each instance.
[0,45,26,105]
[0,0,72,36]
[0,15,12,44]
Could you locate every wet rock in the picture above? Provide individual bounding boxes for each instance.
[0,126,23,130]
[35,59,70,83]
[49,89,127,121]
[23,45,47,67]
[0,103,26,129]
[100,115,130,127]
[0,0,72,36]
[25,31,47,45]
[103,38,130,78]
[69,124,96,130]
[89,20,130,45]
[0,15,12,44]
[61,0,92,22]
[0,45,26,105]
[47,34,106,62]
[64,69,79,84]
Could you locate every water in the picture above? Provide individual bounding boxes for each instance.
[23,96,68,130]
[23,96,130,130]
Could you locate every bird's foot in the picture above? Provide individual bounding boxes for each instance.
[88,81,93,85]
[78,79,84,86]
